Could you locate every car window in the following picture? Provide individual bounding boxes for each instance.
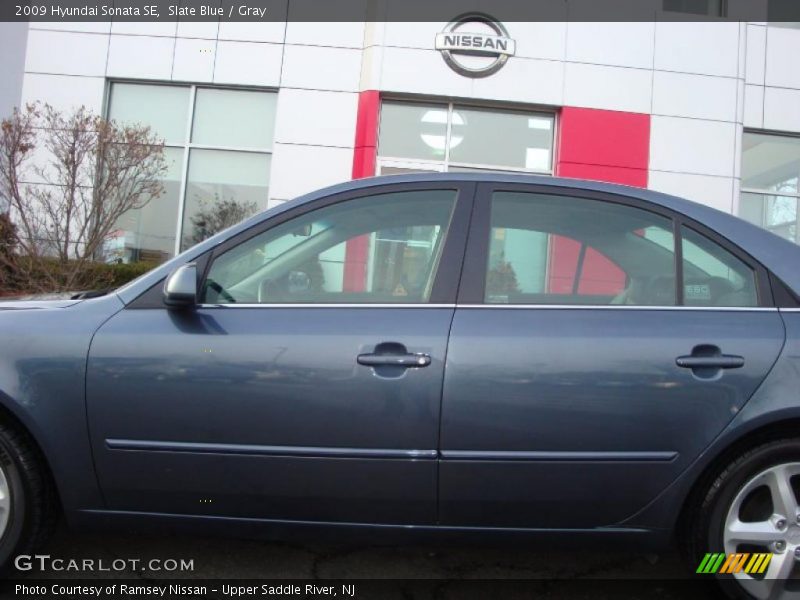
[681,226,759,307]
[485,192,677,306]
[202,190,457,304]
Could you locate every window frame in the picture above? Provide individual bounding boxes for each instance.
[740,129,800,245]
[104,80,277,258]
[459,183,775,308]
[193,181,477,307]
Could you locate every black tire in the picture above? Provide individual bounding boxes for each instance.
[685,439,800,599]
[0,420,58,573]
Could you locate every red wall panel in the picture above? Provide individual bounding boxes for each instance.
[550,107,651,294]
[556,106,650,176]
[344,90,380,292]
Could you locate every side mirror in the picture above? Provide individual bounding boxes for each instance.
[163,264,197,309]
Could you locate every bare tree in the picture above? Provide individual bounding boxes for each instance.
[0,103,167,292]
[0,212,17,292]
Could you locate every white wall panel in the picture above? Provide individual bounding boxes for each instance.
[470,57,564,107]
[745,24,766,85]
[654,22,740,77]
[649,171,735,213]
[274,89,358,147]
[172,38,216,83]
[285,21,365,48]
[744,84,765,129]
[378,47,472,97]
[564,62,651,113]
[509,22,566,61]
[25,30,108,77]
[652,71,738,122]
[765,26,800,89]
[269,144,352,201]
[30,22,111,33]
[281,45,362,92]
[763,87,800,133]
[110,22,178,37]
[650,116,737,178]
[214,41,283,87]
[20,73,105,113]
[381,22,449,49]
[176,21,219,40]
[217,22,286,43]
[566,22,655,69]
[107,35,174,79]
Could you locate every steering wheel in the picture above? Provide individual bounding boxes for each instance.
[205,280,237,304]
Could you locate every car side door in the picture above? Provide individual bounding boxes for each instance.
[87,182,474,525]
[439,183,785,529]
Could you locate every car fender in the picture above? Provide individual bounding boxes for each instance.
[0,294,125,521]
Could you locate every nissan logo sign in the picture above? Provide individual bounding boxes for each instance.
[435,14,516,78]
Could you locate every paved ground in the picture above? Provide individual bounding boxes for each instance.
[13,525,715,598]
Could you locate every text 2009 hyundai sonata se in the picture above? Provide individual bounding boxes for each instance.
[1,173,799,597]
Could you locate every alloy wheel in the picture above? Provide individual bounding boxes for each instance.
[723,462,800,599]
[0,463,10,542]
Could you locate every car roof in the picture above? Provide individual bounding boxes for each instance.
[116,173,800,304]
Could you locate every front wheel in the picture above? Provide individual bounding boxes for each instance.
[0,421,57,571]
[688,439,800,599]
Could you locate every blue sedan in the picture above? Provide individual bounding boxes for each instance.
[1,173,799,598]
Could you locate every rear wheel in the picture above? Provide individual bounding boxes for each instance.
[0,421,57,571]
[688,439,800,599]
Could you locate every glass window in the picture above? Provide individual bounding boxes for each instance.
[378,102,449,162]
[107,147,184,263]
[202,190,457,304]
[681,227,758,307]
[191,88,276,149]
[106,82,277,265]
[379,166,442,175]
[449,108,553,170]
[181,150,270,251]
[377,101,555,174]
[740,191,797,242]
[740,132,800,244]
[485,192,676,306]
[742,133,800,193]
[108,83,190,145]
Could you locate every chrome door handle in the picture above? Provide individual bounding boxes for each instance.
[676,355,745,369]
[676,344,745,378]
[357,353,431,368]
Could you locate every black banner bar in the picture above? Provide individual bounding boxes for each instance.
[2,0,800,22]
[1,579,716,600]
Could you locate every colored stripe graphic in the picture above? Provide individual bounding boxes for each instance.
[751,553,772,574]
[697,553,773,574]
[697,553,725,574]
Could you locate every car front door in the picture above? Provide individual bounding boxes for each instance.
[439,184,785,529]
[87,182,473,525]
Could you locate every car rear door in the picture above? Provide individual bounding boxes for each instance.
[439,183,785,529]
[87,182,474,525]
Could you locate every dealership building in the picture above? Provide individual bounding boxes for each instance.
[6,16,800,269]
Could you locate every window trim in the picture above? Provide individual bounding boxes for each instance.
[195,181,477,307]
[459,182,774,308]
